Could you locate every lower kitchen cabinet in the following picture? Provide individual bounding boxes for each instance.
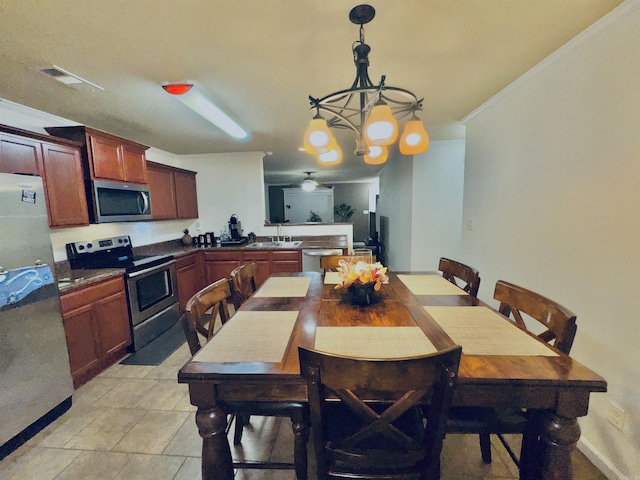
[204,249,302,287]
[60,276,131,388]
[271,250,302,274]
[241,250,270,286]
[204,250,241,286]
[175,251,206,311]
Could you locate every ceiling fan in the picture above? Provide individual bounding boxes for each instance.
[301,171,319,191]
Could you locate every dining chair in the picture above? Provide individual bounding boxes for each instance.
[438,257,481,297]
[229,262,258,310]
[299,345,462,480]
[447,280,578,472]
[181,278,309,479]
[320,254,376,272]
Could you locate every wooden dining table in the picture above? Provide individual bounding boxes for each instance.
[178,271,607,480]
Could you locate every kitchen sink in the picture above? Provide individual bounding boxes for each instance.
[246,241,303,248]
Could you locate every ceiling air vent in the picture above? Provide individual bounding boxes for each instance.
[39,65,104,91]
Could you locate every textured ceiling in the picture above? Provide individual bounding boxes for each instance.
[0,0,623,185]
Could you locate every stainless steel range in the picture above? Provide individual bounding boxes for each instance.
[65,236,179,351]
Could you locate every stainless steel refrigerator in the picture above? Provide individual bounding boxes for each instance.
[0,173,73,457]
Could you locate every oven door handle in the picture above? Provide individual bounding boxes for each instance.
[127,259,175,278]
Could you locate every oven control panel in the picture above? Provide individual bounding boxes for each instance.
[68,236,130,254]
[65,235,133,269]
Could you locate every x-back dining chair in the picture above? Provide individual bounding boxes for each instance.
[447,280,578,473]
[438,257,481,297]
[181,277,231,354]
[181,276,309,479]
[320,254,376,272]
[299,345,462,480]
[229,261,258,311]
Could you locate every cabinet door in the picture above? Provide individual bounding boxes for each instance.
[271,250,302,274]
[0,132,42,175]
[94,289,131,357]
[204,251,241,284]
[176,252,206,311]
[41,142,89,227]
[88,133,124,180]
[147,163,177,219]
[175,170,198,219]
[122,142,148,184]
[62,304,101,382]
[241,251,270,287]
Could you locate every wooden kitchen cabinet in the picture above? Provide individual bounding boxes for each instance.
[241,250,270,286]
[175,251,206,311]
[0,124,89,228]
[204,250,241,285]
[147,161,198,220]
[0,130,42,175]
[60,276,131,388]
[270,250,302,273]
[146,162,177,219]
[40,142,89,227]
[204,249,302,287]
[174,169,199,218]
[45,125,149,184]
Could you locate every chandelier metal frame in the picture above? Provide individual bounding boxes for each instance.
[308,4,424,156]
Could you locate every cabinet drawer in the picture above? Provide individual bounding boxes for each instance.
[175,251,200,269]
[271,250,301,261]
[60,276,125,313]
[242,251,270,261]
[204,250,241,261]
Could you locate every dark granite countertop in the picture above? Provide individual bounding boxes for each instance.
[56,235,348,294]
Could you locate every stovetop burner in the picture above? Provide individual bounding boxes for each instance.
[66,235,173,272]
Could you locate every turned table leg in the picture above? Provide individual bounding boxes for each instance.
[196,404,234,480]
[538,411,581,480]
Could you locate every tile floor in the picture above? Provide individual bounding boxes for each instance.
[0,341,606,480]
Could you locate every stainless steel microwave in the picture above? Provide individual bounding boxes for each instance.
[91,180,152,223]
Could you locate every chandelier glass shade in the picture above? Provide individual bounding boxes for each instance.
[363,145,388,165]
[305,4,429,166]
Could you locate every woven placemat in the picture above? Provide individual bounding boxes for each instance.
[254,276,311,297]
[192,311,298,363]
[314,326,437,358]
[324,272,341,284]
[424,306,558,356]
[398,274,468,295]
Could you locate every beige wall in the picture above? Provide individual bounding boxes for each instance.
[462,1,640,477]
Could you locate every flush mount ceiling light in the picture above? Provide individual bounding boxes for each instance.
[301,171,319,192]
[162,83,249,140]
[304,4,429,166]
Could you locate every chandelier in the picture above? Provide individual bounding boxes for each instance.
[304,4,429,166]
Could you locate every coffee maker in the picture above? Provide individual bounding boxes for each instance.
[228,214,242,241]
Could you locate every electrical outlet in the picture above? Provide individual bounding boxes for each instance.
[195,221,202,231]
[466,219,473,231]
[608,401,625,431]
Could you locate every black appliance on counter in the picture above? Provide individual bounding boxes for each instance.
[220,214,248,246]
[66,235,179,351]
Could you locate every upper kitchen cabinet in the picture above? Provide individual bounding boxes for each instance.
[40,142,90,227]
[45,126,149,184]
[147,161,198,220]
[0,125,89,228]
[0,129,42,175]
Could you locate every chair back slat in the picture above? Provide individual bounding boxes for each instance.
[299,345,462,479]
[438,257,481,297]
[494,280,577,355]
[182,278,232,355]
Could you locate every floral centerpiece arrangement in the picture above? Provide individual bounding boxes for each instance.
[335,260,388,290]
